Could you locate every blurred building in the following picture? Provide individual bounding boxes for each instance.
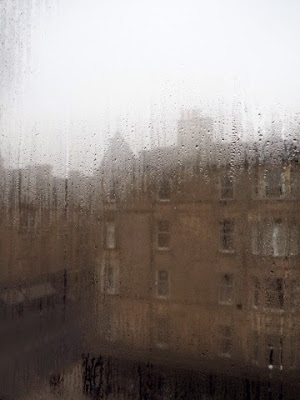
[91,112,300,387]
[0,112,299,395]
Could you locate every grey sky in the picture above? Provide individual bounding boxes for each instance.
[1,0,300,175]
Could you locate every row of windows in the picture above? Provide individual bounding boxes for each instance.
[100,264,300,312]
[103,312,297,368]
[219,275,300,311]
[105,168,300,203]
[155,320,297,368]
[104,220,299,256]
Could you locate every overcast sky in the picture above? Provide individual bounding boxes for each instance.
[1,0,300,175]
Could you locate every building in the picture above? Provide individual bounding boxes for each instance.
[89,114,300,391]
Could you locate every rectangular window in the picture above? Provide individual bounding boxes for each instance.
[265,168,285,198]
[257,219,297,257]
[251,223,260,255]
[157,220,170,250]
[220,173,234,200]
[290,167,300,198]
[290,280,300,309]
[218,325,232,358]
[252,168,260,199]
[265,278,284,310]
[102,260,117,295]
[289,225,299,256]
[251,331,259,365]
[155,316,170,349]
[272,219,286,257]
[218,274,234,305]
[157,270,169,298]
[252,277,260,308]
[105,222,116,249]
[109,180,117,202]
[289,327,297,368]
[220,220,234,252]
[158,179,171,201]
[265,334,283,370]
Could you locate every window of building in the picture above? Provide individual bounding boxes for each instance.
[102,260,118,295]
[218,325,232,358]
[272,219,286,256]
[218,274,234,305]
[109,180,117,202]
[289,327,297,368]
[290,280,300,309]
[265,334,283,370]
[265,278,284,310]
[220,220,234,252]
[290,167,300,198]
[264,168,285,198]
[157,220,170,250]
[105,221,116,249]
[155,316,170,349]
[252,277,260,308]
[251,223,260,255]
[288,225,299,256]
[158,179,171,201]
[156,270,169,298]
[251,220,298,257]
[251,331,260,365]
[251,167,261,199]
[220,173,234,200]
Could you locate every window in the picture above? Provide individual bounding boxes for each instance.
[252,277,260,308]
[265,334,283,370]
[220,173,234,200]
[156,270,169,298]
[218,325,232,358]
[158,179,171,201]
[289,225,299,255]
[218,274,234,305]
[105,221,116,249]
[155,316,170,349]
[272,219,286,256]
[264,168,285,198]
[109,180,117,202]
[251,224,260,255]
[102,260,117,295]
[251,167,261,199]
[265,278,284,310]
[251,220,298,257]
[251,331,259,365]
[157,220,170,250]
[289,327,297,368]
[290,167,300,198]
[220,220,234,252]
[290,280,300,309]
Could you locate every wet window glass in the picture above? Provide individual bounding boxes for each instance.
[1,0,300,399]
